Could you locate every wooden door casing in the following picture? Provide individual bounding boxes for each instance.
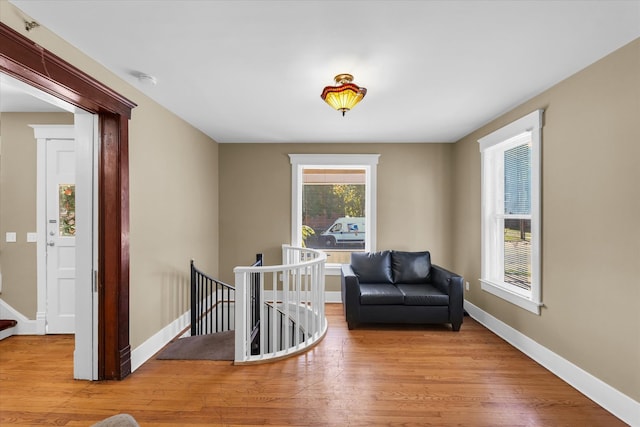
[0,22,136,380]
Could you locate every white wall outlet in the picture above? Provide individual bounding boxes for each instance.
[5,232,16,243]
[466,281,470,291]
[27,232,38,243]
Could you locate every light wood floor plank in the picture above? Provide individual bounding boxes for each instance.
[0,304,624,426]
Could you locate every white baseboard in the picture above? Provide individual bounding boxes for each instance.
[325,291,342,303]
[260,291,343,303]
[464,300,639,427]
[130,309,190,373]
[36,311,46,334]
[0,298,39,335]
[0,326,16,340]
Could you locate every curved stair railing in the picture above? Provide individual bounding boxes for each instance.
[190,258,303,351]
[234,245,327,364]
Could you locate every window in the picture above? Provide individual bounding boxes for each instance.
[58,184,76,236]
[478,110,543,314]
[290,154,379,274]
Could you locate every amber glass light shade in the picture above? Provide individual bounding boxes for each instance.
[321,74,367,116]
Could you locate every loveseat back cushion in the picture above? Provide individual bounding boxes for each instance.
[396,284,448,306]
[392,251,431,284]
[351,251,393,284]
[359,284,405,305]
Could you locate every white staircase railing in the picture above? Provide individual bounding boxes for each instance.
[233,245,327,364]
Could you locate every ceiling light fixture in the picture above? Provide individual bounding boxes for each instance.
[321,73,367,116]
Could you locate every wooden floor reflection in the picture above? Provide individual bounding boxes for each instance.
[0,304,623,426]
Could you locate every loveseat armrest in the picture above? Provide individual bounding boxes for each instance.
[430,264,464,331]
[341,264,362,328]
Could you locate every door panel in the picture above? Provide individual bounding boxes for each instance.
[46,139,76,334]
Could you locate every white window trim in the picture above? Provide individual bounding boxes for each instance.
[289,154,379,275]
[478,110,543,314]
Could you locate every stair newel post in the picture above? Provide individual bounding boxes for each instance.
[190,260,196,336]
[234,269,248,363]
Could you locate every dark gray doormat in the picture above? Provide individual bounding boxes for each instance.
[156,330,234,361]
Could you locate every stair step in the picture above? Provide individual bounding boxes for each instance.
[0,319,18,331]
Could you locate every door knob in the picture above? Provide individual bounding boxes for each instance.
[47,241,55,247]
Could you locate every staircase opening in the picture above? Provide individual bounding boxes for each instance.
[189,246,327,364]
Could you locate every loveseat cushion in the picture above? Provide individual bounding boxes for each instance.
[392,251,432,284]
[351,251,393,284]
[359,284,405,305]
[396,284,448,306]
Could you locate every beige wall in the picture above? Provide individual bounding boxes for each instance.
[452,38,640,400]
[1,2,220,349]
[0,112,74,316]
[219,143,454,289]
[128,99,219,348]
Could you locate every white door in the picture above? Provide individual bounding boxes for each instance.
[45,139,76,334]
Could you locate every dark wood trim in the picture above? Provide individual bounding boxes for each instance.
[0,22,136,380]
[0,23,135,117]
[99,114,131,379]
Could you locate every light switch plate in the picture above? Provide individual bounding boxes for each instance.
[27,232,38,243]
[5,232,17,243]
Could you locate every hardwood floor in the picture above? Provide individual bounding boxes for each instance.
[0,305,624,426]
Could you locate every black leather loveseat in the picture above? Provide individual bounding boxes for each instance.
[341,250,464,331]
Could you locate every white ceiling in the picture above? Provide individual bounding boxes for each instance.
[0,73,70,113]
[6,0,640,143]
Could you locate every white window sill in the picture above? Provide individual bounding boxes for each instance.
[480,279,542,315]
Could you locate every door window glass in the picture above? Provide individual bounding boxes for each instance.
[59,184,76,236]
